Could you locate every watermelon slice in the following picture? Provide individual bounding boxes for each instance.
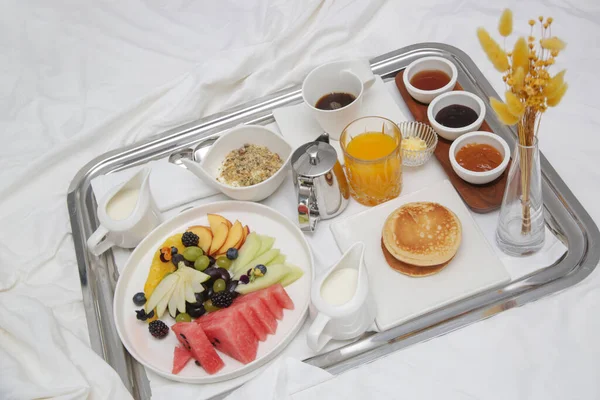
[193,306,266,341]
[241,290,283,319]
[232,299,271,340]
[171,322,224,375]
[234,295,278,335]
[266,284,294,310]
[198,312,258,364]
[172,346,192,374]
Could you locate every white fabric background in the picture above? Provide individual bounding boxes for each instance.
[1,0,599,399]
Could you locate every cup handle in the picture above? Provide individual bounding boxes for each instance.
[87,225,114,256]
[307,313,332,352]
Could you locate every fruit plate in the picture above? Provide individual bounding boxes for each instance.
[113,201,313,384]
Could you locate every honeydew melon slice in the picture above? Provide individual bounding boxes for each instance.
[234,249,280,279]
[267,254,286,266]
[231,233,261,275]
[279,264,304,287]
[235,264,290,295]
[257,235,275,257]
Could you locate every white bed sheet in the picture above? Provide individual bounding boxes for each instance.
[1,1,599,399]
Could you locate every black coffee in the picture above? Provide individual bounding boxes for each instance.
[315,92,356,110]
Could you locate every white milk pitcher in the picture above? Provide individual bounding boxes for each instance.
[307,242,376,352]
[86,167,161,256]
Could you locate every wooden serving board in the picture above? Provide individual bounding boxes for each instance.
[395,70,509,213]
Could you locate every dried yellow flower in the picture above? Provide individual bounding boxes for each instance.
[538,16,544,22]
[543,70,566,97]
[529,19,535,26]
[513,67,525,90]
[528,36,535,42]
[505,91,525,117]
[477,28,509,72]
[512,37,530,74]
[547,17,553,24]
[491,98,520,125]
[547,83,568,107]
[498,9,513,37]
[551,50,559,57]
[540,37,566,51]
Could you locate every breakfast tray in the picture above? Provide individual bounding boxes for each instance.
[67,43,600,399]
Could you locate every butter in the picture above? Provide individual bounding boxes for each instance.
[401,137,427,151]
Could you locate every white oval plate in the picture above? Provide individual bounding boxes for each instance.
[113,201,313,384]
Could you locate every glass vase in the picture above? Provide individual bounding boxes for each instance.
[496,138,545,256]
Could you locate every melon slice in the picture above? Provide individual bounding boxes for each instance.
[279,264,304,287]
[257,235,275,257]
[172,322,224,375]
[234,264,290,294]
[231,232,261,275]
[267,254,286,266]
[198,312,258,364]
[172,346,192,374]
[232,301,268,341]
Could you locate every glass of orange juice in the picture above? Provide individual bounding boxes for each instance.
[340,116,402,206]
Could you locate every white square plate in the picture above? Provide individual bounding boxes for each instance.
[330,180,510,331]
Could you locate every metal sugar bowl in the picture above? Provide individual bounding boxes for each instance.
[291,136,349,232]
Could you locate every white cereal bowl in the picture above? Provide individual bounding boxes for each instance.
[449,131,510,185]
[427,91,486,141]
[403,56,458,104]
[181,125,292,201]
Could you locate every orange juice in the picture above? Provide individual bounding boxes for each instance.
[343,131,402,206]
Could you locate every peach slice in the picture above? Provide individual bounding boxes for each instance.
[187,226,213,254]
[216,220,244,255]
[208,214,232,233]
[209,222,229,255]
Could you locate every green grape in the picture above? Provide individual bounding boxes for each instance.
[204,299,220,313]
[183,246,203,262]
[216,256,232,270]
[213,279,226,293]
[194,255,210,271]
[175,313,191,322]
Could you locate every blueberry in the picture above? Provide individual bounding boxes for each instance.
[132,292,146,306]
[226,248,238,260]
[170,246,178,255]
[254,264,267,276]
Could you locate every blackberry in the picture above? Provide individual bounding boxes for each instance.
[181,231,199,247]
[148,320,169,339]
[211,291,234,308]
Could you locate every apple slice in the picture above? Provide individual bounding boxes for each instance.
[183,278,197,303]
[187,226,213,254]
[216,220,244,255]
[156,275,179,318]
[209,222,229,255]
[178,266,210,285]
[145,273,179,314]
[208,214,232,233]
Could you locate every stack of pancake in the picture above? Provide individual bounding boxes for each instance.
[381,202,462,277]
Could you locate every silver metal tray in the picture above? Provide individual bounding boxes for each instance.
[67,43,600,399]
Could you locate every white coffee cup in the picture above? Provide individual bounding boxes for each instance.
[307,242,376,352]
[87,167,162,256]
[302,59,375,140]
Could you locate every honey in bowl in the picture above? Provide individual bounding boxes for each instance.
[435,104,479,128]
[456,143,503,172]
[409,70,451,91]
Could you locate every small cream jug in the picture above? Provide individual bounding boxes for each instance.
[307,242,376,352]
[86,167,161,256]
